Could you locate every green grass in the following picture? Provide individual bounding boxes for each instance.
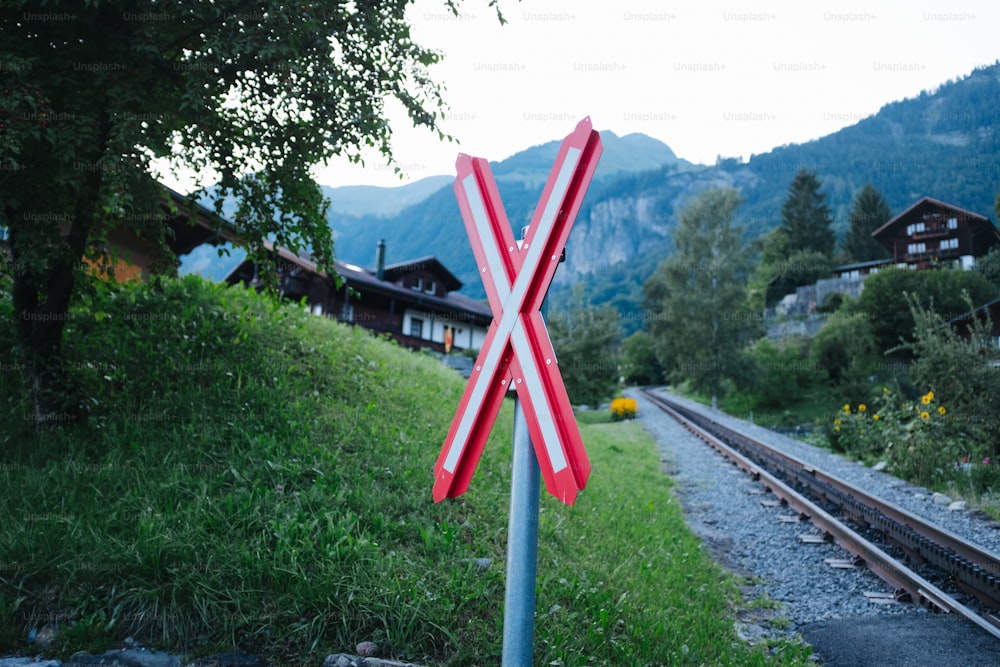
[672,382,833,433]
[0,276,811,665]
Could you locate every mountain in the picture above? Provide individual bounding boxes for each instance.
[328,129,700,271]
[556,62,1000,327]
[322,175,453,218]
[190,62,1000,332]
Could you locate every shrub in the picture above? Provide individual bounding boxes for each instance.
[830,387,971,486]
[610,397,638,421]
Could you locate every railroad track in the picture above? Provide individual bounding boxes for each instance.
[639,388,1000,640]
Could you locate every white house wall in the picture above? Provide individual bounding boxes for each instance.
[402,308,489,350]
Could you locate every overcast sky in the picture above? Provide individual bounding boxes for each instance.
[307,0,1000,188]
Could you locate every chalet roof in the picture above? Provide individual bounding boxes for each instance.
[872,196,995,249]
[162,186,242,255]
[230,243,492,322]
[382,255,463,292]
[832,258,895,272]
[335,257,490,321]
[946,296,1000,327]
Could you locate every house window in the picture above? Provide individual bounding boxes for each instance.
[940,238,959,250]
[409,317,424,338]
[907,242,926,254]
[948,217,958,230]
[411,277,423,291]
[425,280,436,295]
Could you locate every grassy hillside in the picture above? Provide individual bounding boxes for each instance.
[0,276,810,666]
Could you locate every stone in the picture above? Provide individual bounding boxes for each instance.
[355,643,377,658]
[0,658,63,667]
[183,653,264,667]
[931,492,953,506]
[872,461,888,472]
[69,649,182,667]
[322,655,423,667]
[948,501,968,511]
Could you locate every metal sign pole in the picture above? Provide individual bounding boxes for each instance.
[501,225,556,666]
[501,396,541,666]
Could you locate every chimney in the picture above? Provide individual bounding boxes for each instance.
[375,239,386,280]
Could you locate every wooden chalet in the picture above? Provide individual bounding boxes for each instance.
[871,197,1000,271]
[225,239,493,354]
[88,187,241,280]
[832,257,895,280]
[1,186,239,282]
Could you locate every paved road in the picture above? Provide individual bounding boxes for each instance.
[801,613,1000,666]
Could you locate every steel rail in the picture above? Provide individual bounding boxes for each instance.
[661,394,1000,611]
[639,388,1000,641]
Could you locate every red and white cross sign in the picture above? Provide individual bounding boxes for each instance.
[433,117,603,505]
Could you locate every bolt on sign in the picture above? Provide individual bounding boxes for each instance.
[433,117,603,505]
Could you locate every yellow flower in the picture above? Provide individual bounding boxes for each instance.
[843,403,851,413]
[883,387,890,394]
[920,411,930,420]
[938,406,946,415]
[834,426,840,432]
[921,392,933,405]
[859,404,866,412]
[873,414,880,421]
[834,419,841,426]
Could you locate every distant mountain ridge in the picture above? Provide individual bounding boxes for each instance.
[191,62,1000,328]
[327,129,700,272]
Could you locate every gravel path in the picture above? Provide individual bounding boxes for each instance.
[629,388,1000,645]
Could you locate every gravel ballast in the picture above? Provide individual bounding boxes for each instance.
[630,388,1000,646]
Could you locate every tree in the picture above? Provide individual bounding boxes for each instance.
[546,290,622,408]
[748,336,827,409]
[973,246,1000,292]
[842,183,892,263]
[753,169,836,308]
[779,168,835,257]
[809,304,878,399]
[856,266,998,353]
[1,0,506,422]
[620,329,663,386]
[644,187,758,408]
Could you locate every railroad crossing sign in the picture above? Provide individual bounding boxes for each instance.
[433,117,603,505]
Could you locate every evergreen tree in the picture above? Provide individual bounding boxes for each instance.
[753,169,836,308]
[842,183,892,262]
[780,168,835,257]
[644,187,758,408]
[547,288,623,408]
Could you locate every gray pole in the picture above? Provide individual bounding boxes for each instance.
[501,224,549,666]
[501,397,541,666]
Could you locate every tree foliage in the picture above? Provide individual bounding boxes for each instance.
[753,169,837,308]
[747,337,826,409]
[894,293,1000,454]
[779,168,835,257]
[842,183,892,263]
[809,304,878,399]
[0,0,506,421]
[644,187,758,404]
[547,291,622,408]
[619,329,663,386]
[855,267,998,353]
